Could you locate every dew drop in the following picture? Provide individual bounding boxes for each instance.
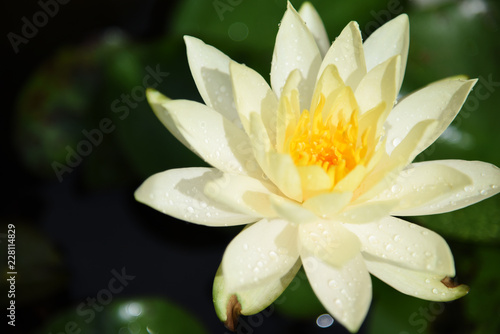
[432,288,439,294]
[186,207,195,214]
[480,189,488,195]
[425,278,431,284]
[328,280,337,288]
[393,234,401,242]
[385,243,395,252]
[464,185,473,192]
[392,137,402,147]
[368,235,378,244]
[391,184,402,193]
[243,243,249,251]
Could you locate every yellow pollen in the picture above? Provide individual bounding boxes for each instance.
[287,94,369,187]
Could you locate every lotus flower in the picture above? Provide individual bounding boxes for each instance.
[135,2,500,332]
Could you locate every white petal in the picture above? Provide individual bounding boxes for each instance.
[383,119,437,173]
[271,2,322,110]
[135,168,256,226]
[303,192,353,218]
[222,218,300,292]
[230,61,278,143]
[385,78,477,156]
[270,195,318,225]
[204,173,281,217]
[146,89,197,156]
[363,14,409,93]
[355,55,400,116]
[163,99,262,178]
[370,161,472,215]
[213,258,301,320]
[276,69,302,152]
[319,21,366,89]
[339,201,397,224]
[298,2,330,57]
[344,216,455,276]
[365,256,469,302]
[248,112,303,202]
[302,253,372,333]
[184,36,239,124]
[393,160,500,215]
[299,221,361,268]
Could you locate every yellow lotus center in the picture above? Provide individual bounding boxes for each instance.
[284,88,372,200]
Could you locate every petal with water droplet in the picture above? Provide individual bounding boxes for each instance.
[370,161,472,215]
[298,2,330,57]
[230,61,278,144]
[164,99,262,178]
[222,218,299,292]
[204,173,282,217]
[184,36,239,123]
[299,221,361,267]
[135,168,256,226]
[318,21,366,89]
[345,216,455,276]
[392,160,500,215]
[363,14,409,93]
[385,78,477,156]
[301,253,371,333]
[364,254,469,302]
[213,257,301,322]
[271,2,321,110]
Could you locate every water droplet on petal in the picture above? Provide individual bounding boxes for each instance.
[328,280,337,288]
[391,184,402,194]
[392,137,402,147]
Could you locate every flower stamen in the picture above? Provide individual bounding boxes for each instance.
[287,92,370,194]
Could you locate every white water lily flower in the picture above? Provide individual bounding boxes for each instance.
[135,2,500,332]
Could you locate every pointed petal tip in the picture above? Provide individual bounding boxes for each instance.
[441,276,470,300]
[146,88,170,105]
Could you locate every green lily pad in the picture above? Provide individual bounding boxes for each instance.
[38,297,208,334]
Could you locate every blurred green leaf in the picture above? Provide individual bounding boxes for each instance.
[14,46,102,179]
[38,297,209,334]
[0,222,67,305]
[415,197,500,243]
[274,268,325,318]
[463,247,500,334]
[368,277,440,334]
